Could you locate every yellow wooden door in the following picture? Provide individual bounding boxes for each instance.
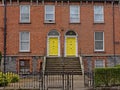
[66,37,76,56]
[49,37,58,56]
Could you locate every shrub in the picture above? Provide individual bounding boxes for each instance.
[115,64,120,68]
[5,72,19,83]
[94,67,120,87]
[0,72,8,86]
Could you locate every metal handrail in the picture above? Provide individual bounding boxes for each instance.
[42,56,46,75]
[79,55,84,75]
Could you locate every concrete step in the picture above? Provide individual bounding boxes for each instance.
[45,57,82,75]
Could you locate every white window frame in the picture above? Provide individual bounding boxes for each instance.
[19,31,30,52]
[20,5,30,23]
[94,5,104,23]
[45,5,55,23]
[70,5,80,23]
[95,59,105,68]
[94,32,104,51]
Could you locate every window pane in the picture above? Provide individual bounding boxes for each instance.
[46,6,54,12]
[48,30,59,36]
[21,14,29,22]
[66,31,76,36]
[21,42,29,51]
[45,5,54,21]
[46,6,54,14]
[95,32,103,40]
[21,32,29,41]
[95,60,104,68]
[70,6,80,23]
[46,14,54,20]
[21,6,29,13]
[70,14,79,18]
[95,41,103,50]
[20,5,30,22]
[70,18,80,23]
[94,6,103,14]
[70,6,79,14]
[20,32,30,51]
[94,14,103,22]
[94,6,104,22]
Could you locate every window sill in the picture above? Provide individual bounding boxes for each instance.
[94,51,105,53]
[93,22,105,24]
[19,22,31,24]
[44,22,56,24]
[69,22,81,24]
[44,19,56,23]
[19,51,31,53]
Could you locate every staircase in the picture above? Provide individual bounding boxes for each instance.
[45,57,82,75]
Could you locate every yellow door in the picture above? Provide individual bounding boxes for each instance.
[49,37,58,56]
[66,37,76,56]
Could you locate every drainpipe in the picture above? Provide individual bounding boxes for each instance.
[3,0,7,73]
[112,0,116,66]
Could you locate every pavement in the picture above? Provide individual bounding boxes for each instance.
[73,75,89,90]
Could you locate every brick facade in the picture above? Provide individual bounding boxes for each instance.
[0,0,120,72]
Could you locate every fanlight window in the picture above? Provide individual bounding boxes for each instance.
[66,31,76,36]
[48,30,59,36]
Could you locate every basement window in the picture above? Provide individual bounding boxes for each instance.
[95,60,105,68]
[19,60,30,74]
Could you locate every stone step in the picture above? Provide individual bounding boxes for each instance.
[46,65,80,67]
[46,63,80,66]
[45,57,82,75]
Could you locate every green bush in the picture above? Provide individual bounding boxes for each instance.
[94,67,120,87]
[115,64,120,68]
[5,72,19,83]
[0,72,19,87]
[0,72,8,86]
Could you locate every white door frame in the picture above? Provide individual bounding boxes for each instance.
[64,36,78,57]
[47,36,60,57]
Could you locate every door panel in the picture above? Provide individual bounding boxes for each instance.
[49,37,58,56]
[66,37,76,56]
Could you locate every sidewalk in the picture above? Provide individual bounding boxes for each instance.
[73,75,88,90]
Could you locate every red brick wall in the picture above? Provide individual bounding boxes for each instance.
[0,2,120,56]
[114,5,120,54]
[0,6,4,53]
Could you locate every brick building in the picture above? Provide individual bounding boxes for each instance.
[0,0,120,73]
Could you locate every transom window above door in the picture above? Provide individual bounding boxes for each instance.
[66,31,77,36]
[48,30,59,36]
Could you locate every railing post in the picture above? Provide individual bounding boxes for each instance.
[72,73,73,90]
[62,72,64,90]
[67,74,69,90]
[42,56,46,90]
[79,55,84,75]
